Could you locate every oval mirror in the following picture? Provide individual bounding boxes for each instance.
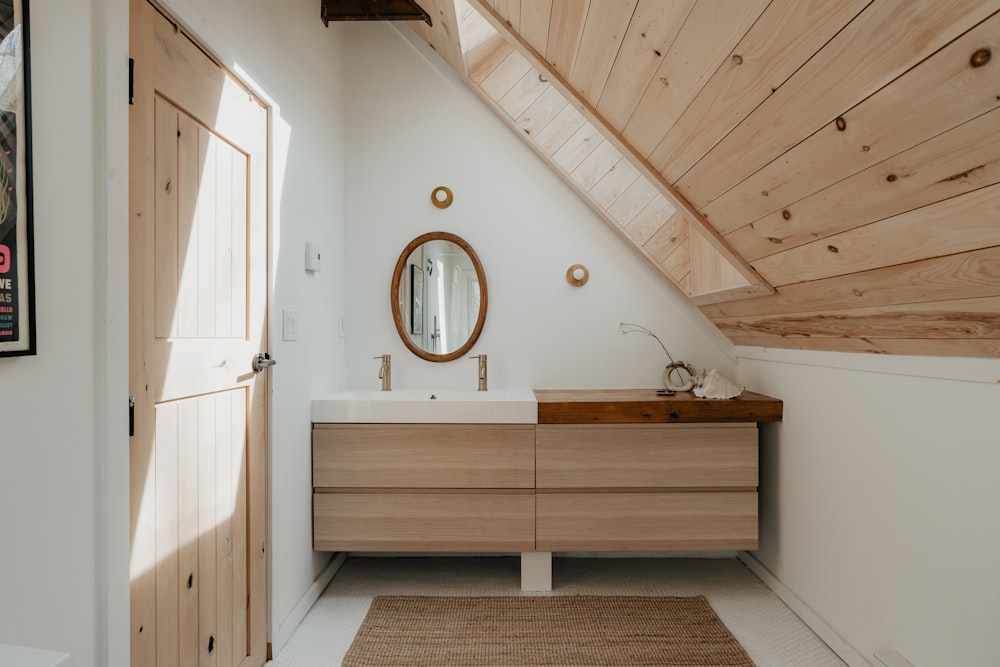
[390,232,488,362]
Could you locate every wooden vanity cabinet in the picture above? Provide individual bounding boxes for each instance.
[535,424,758,551]
[535,423,758,489]
[533,389,783,552]
[312,390,782,557]
[312,424,535,552]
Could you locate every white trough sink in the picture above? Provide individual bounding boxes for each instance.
[311,388,538,424]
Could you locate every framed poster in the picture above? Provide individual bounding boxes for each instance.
[410,264,423,335]
[0,0,33,356]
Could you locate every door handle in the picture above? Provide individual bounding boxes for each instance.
[252,352,276,373]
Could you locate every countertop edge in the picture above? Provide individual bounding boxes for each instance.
[533,388,783,424]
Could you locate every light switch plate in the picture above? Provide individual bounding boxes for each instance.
[283,309,298,341]
[305,242,321,272]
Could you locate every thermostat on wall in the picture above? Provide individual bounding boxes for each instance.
[305,242,322,272]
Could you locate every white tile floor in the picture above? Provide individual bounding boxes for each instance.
[271,556,846,666]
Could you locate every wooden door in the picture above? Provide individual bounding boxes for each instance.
[129,1,269,665]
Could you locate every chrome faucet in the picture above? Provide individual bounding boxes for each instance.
[469,354,487,391]
[374,354,391,391]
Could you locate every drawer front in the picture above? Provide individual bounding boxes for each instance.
[313,424,535,488]
[536,424,757,489]
[536,492,758,551]
[313,492,535,552]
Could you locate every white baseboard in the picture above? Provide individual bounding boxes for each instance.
[738,551,870,667]
[272,552,347,654]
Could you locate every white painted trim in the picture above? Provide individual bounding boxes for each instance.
[738,552,870,667]
[736,346,1000,385]
[272,553,347,654]
[95,1,131,665]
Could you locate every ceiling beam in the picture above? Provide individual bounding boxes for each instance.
[465,0,773,298]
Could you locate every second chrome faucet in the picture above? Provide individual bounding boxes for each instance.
[469,354,487,391]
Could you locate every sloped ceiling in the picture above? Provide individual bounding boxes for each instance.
[397,0,1000,358]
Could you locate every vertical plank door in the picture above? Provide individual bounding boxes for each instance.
[129,1,269,665]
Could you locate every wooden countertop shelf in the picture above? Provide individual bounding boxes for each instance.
[534,389,782,424]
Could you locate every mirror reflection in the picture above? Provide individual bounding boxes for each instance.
[391,232,487,362]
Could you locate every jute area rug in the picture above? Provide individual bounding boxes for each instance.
[342,595,755,666]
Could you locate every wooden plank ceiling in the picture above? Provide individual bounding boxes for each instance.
[401,0,1000,358]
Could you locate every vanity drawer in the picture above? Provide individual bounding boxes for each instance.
[535,424,757,489]
[535,491,758,551]
[313,424,535,489]
[313,491,535,552]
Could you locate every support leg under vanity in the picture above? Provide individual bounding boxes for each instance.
[521,552,552,591]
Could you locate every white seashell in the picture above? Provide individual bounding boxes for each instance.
[693,369,744,399]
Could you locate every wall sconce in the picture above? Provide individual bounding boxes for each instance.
[431,186,453,209]
[566,264,589,287]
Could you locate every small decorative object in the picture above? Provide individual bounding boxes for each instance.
[620,322,696,391]
[693,369,744,399]
[566,264,589,287]
[665,360,697,391]
[430,186,453,209]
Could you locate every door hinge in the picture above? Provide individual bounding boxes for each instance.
[129,395,135,437]
[128,57,134,105]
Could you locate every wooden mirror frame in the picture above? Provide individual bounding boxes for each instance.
[390,231,488,362]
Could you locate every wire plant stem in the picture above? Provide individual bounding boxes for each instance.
[620,322,675,364]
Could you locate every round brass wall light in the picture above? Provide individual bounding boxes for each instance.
[566,264,589,287]
[431,186,453,209]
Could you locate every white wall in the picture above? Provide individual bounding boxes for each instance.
[0,2,117,665]
[0,1,346,665]
[735,349,1000,665]
[342,23,736,392]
